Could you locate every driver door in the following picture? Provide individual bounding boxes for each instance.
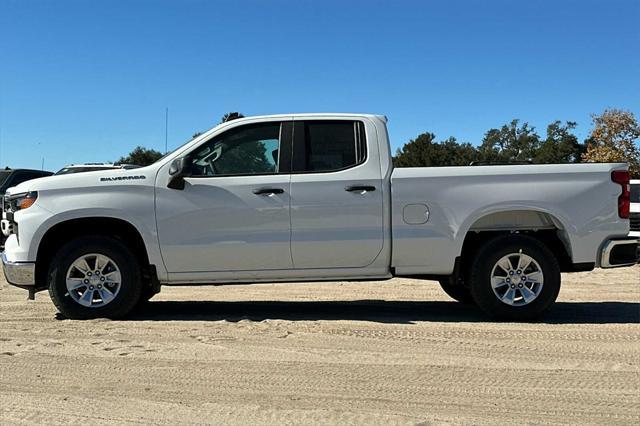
[155,120,293,279]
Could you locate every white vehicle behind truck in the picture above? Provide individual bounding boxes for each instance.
[2,114,638,320]
[54,163,140,175]
[630,180,640,237]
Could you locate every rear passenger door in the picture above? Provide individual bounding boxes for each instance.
[289,118,384,268]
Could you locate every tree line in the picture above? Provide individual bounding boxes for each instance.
[394,108,640,177]
[118,109,640,178]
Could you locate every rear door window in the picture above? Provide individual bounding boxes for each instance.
[292,121,366,173]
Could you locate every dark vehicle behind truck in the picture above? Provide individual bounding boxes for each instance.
[1,168,53,246]
[1,168,53,196]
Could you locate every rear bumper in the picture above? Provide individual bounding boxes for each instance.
[600,238,640,268]
[1,252,35,286]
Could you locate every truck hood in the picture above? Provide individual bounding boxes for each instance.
[4,167,156,197]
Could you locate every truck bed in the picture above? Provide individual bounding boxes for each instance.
[390,163,629,275]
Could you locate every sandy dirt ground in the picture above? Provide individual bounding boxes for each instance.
[1,266,639,425]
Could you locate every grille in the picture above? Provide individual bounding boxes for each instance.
[631,212,640,232]
[2,195,9,213]
[3,195,16,214]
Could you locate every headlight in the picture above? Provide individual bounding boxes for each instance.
[10,191,38,211]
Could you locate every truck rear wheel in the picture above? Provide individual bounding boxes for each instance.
[48,236,142,319]
[438,277,474,304]
[469,234,561,320]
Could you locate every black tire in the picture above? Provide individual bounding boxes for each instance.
[438,277,475,304]
[134,285,158,309]
[469,234,561,321]
[48,235,142,319]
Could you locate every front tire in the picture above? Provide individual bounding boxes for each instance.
[134,285,159,309]
[48,236,142,319]
[469,234,561,320]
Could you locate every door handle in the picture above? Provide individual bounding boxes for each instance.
[345,185,376,192]
[252,187,284,195]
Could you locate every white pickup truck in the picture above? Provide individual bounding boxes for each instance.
[2,114,638,320]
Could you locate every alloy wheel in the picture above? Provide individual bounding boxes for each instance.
[65,253,122,308]
[490,252,544,306]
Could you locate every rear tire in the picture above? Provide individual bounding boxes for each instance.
[469,234,561,320]
[438,277,475,304]
[48,236,142,319]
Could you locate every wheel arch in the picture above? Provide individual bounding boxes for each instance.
[456,207,580,274]
[34,216,152,289]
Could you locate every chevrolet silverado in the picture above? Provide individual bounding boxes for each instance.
[2,114,638,320]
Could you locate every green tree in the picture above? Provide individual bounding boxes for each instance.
[394,133,477,167]
[117,146,163,166]
[477,120,540,163]
[582,109,640,177]
[220,112,245,123]
[535,121,585,164]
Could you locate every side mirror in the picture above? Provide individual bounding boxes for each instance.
[167,156,193,190]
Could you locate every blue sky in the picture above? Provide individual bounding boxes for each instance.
[1,0,639,171]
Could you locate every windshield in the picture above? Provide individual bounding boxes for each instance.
[55,166,116,175]
[153,138,198,164]
[0,171,10,186]
[153,126,221,165]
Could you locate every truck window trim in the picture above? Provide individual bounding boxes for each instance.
[185,121,293,178]
[291,120,367,174]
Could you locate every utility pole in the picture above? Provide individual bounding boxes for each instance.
[0,101,3,168]
[165,107,169,153]
[35,141,42,170]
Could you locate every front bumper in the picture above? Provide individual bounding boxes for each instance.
[1,252,35,286]
[600,238,640,268]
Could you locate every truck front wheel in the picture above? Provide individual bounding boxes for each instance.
[48,236,142,319]
[469,234,561,320]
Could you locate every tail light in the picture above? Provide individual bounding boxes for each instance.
[611,170,630,219]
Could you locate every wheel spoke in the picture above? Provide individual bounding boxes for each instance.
[519,285,536,303]
[497,257,512,273]
[74,257,92,274]
[96,255,110,273]
[103,271,121,283]
[517,254,532,272]
[80,288,94,306]
[527,271,543,283]
[66,278,86,291]
[98,287,115,304]
[491,276,508,289]
[501,288,516,305]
